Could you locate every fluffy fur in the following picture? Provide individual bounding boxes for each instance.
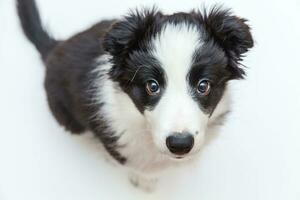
[17,0,253,191]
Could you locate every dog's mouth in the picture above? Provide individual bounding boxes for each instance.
[166,154,194,162]
[175,156,184,159]
[163,147,202,161]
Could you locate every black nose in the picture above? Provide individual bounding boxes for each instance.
[166,133,194,155]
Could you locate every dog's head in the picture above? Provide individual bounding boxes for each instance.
[103,6,253,159]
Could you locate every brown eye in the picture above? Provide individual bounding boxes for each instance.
[146,80,160,95]
[197,79,211,95]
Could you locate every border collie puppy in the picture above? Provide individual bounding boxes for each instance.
[17,0,253,191]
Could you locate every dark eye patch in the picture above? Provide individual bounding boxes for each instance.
[113,50,166,113]
[188,64,229,114]
[188,42,232,114]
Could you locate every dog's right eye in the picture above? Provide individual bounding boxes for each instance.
[145,80,160,96]
[197,79,211,96]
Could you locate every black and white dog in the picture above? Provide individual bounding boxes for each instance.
[17,0,253,191]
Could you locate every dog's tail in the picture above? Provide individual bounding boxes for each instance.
[16,0,58,60]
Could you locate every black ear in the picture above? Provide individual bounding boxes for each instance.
[103,8,162,58]
[202,6,254,78]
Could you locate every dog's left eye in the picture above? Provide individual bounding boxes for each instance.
[145,80,160,95]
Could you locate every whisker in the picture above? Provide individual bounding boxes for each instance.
[128,65,147,85]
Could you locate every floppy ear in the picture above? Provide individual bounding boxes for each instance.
[202,6,254,78]
[103,8,162,58]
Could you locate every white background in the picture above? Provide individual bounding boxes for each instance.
[1,0,300,199]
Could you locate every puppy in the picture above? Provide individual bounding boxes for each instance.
[17,0,253,191]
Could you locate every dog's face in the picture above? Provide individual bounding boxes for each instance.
[103,7,253,159]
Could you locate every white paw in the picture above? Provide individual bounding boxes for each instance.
[129,173,158,192]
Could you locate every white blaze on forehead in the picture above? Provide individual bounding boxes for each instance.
[147,22,208,147]
[151,23,202,83]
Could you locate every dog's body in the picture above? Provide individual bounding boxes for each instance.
[17,0,253,190]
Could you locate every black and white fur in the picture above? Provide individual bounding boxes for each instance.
[17,0,253,191]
